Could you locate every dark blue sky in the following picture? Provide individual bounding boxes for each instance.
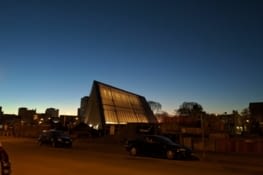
[1,0,262,115]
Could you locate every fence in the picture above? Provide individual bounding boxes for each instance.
[182,137,263,153]
[1,126,263,154]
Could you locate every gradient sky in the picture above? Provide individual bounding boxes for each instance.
[1,0,262,115]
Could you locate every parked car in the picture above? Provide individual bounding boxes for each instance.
[38,129,72,148]
[125,135,192,160]
[0,143,11,175]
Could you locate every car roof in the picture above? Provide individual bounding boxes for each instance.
[143,134,168,139]
[142,135,179,143]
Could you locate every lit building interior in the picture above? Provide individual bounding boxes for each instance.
[83,81,157,133]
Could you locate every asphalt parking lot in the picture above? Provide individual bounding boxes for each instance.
[2,136,263,175]
[2,136,263,171]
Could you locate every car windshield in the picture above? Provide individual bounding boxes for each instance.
[153,135,176,145]
[52,131,69,137]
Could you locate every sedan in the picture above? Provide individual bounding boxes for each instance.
[38,129,72,148]
[125,135,192,160]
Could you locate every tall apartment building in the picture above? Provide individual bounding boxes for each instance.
[18,107,36,124]
[0,106,3,125]
[45,108,59,118]
[78,96,89,122]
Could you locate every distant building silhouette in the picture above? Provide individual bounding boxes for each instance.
[0,107,3,126]
[0,106,3,118]
[249,102,263,135]
[0,107,3,116]
[78,96,89,122]
[249,102,263,121]
[45,108,59,118]
[18,107,36,124]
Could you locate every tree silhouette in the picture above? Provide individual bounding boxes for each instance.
[176,102,204,118]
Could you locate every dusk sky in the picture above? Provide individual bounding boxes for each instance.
[1,0,262,115]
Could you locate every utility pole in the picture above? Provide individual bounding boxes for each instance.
[201,113,206,158]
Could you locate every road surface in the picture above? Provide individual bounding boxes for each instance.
[1,137,262,175]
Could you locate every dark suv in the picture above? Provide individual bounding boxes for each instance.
[125,135,192,160]
[38,129,72,148]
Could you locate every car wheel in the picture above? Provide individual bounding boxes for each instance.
[166,150,175,160]
[130,147,137,156]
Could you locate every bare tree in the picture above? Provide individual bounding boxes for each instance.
[148,101,162,114]
[241,108,250,117]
